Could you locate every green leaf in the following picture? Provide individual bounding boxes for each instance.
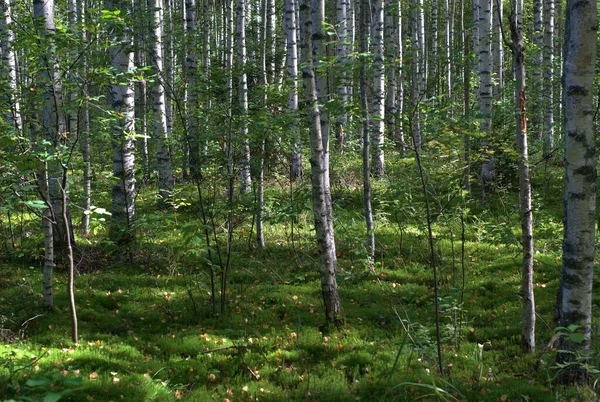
[24,200,47,209]
[43,391,65,402]
[567,332,586,344]
[26,376,52,387]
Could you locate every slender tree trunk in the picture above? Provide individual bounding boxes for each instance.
[107,0,136,242]
[360,0,374,266]
[478,0,493,203]
[0,0,22,132]
[556,0,597,383]
[256,0,268,250]
[542,0,554,157]
[371,0,385,177]
[444,0,452,100]
[133,0,149,176]
[335,0,349,150]
[395,1,404,152]
[79,0,92,235]
[532,0,543,141]
[384,0,395,141]
[430,0,438,95]
[301,0,342,325]
[492,0,503,95]
[507,6,535,353]
[286,0,302,180]
[462,6,471,193]
[410,0,424,149]
[185,0,200,180]
[148,0,174,204]
[237,0,252,193]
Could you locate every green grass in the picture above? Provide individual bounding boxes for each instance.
[1,152,598,401]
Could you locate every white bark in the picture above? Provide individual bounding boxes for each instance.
[185,0,200,180]
[542,0,554,156]
[557,0,597,376]
[286,0,302,180]
[410,0,424,148]
[148,0,174,203]
[335,0,349,149]
[301,0,342,324]
[532,0,543,140]
[107,0,136,240]
[492,0,503,94]
[371,0,385,177]
[508,4,535,352]
[236,0,252,193]
[478,0,493,200]
[0,0,21,132]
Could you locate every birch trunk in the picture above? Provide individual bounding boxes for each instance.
[371,0,385,177]
[532,0,543,141]
[286,0,302,180]
[556,0,597,382]
[185,0,200,180]
[542,0,554,157]
[237,0,252,193]
[508,6,535,353]
[430,0,438,94]
[335,0,349,150]
[148,0,174,204]
[79,0,92,235]
[360,0,374,265]
[107,0,136,242]
[133,0,149,175]
[410,0,424,149]
[395,1,404,152]
[384,0,395,146]
[301,0,342,325]
[478,0,493,202]
[0,0,21,132]
[492,0,502,95]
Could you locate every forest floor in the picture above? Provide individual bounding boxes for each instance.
[1,153,599,401]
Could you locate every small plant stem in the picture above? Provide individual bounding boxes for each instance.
[60,167,77,343]
[412,137,444,376]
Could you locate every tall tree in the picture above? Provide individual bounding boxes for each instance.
[148,0,174,204]
[556,0,597,383]
[503,0,535,352]
[335,0,349,150]
[478,0,493,203]
[184,0,200,180]
[236,0,252,194]
[371,0,385,177]
[532,0,543,140]
[542,0,554,157]
[285,0,302,180]
[301,0,342,325]
[0,0,21,132]
[107,0,136,241]
[360,0,374,266]
[33,0,67,307]
[410,0,425,149]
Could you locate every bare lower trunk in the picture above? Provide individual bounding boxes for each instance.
[371,0,385,177]
[556,0,597,383]
[509,9,535,353]
[301,0,342,325]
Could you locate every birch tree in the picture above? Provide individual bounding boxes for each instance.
[335,0,349,150]
[33,0,69,307]
[236,0,252,193]
[184,0,200,180]
[503,2,535,352]
[410,0,425,149]
[148,0,174,203]
[285,0,302,180]
[478,0,493,202]
[107,0,136,241]
[0,0,21,132]
[532,0,543,140]
[371,0,385,177]
[301,0,342,325]
[556,0,597,382]
[542,0,554,157]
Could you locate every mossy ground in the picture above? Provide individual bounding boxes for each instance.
[1,151,598,401]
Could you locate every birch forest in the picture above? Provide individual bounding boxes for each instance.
[0,0,599,400]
